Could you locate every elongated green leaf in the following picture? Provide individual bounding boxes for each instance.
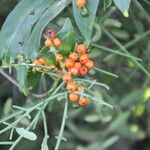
[113,0,131,17]
[17,62,27,94]
[108,112,130,131]
[72,0,99,45]
[9,0,51,59]
[41,136,49,150]
[3,98,12,115]
[27,0,71,58]
[0,0,45,59]
[16,128,37,141]
[57,18,75,56]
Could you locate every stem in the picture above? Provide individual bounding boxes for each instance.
[0,92,68,134]
[74,78,109,90]
[94,67,118,78]
[55,100,68,150]
[9,110,41,150]
[101,27,150,76]
[42,111,48,136]
[92,44,142,61]
[125,29,150,49]
[0,142,13,145]
[133,0,150,23]
[0,111,23,124]
[0,68,21,89]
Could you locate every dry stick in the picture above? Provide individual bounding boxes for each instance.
[0,68,21,89]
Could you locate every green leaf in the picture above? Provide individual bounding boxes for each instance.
[57,18,75,56]
[17,62,27,94]
[16,128,37,141]
[38,47,56,64]
[3,98,12,115]
[41,136,49,150]
[108,112,130,131]
[84,114,100,123]
[26,70,41,90]
[102,136,119,149]
[105,0,113,8]
[27,0,71,58]
[113,0,131,17]
[9,0,51,59]
[72,0,99,45]
[0,0,45,60]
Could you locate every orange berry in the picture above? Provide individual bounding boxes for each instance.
[70,67,79,75]
[55,54,63,62]
[45,39,53,47]
[67,82,77,92]
[63,73,72,83]
[53,38,62,47]
[33,60,41,71]
[38,58,45,65]
[76,0,86,8]
[85,59,94,69]
[43,68,49,72]
[33,60,40,65]
[74,62,82,70]
[79,53,89,64]
[79,66,88,75]
[78,96,89,106]
[76,44,87,54]
[69,93,79,102]
[69,52,79,61]
[49,64,56,69]
[46,30,55,39]
[65,58,75,69]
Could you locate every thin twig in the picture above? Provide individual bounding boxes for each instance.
[0,68,21,89]
[55,100,68,150]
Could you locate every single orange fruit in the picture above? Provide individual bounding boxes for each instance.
[69,52,79,61]
[66,82,77,92]
[53,38,62,47]
[45,39,53,47]
[69,93,79,102]
[85,59,94,69]
[65,58,75,69]
[78,96,89,106]
[79,66,88,75]
[79,53,89,64]
[76,0,86,8]
[76,44,87,54]
[55,53,63,62]
[63,73,72,82]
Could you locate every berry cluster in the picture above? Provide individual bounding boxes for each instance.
[32,30,95,107]
[45,30,62,47]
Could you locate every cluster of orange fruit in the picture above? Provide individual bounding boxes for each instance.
[62,44,94,106]
[32,30,95,106]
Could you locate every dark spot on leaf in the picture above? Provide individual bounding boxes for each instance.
[19,41,24,46]
[29,10,35,15]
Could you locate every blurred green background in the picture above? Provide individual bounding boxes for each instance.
[0,0,150,150]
